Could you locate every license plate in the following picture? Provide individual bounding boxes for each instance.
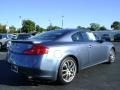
[11,64,18,73]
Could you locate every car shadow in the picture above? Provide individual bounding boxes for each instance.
[0,60,59,86]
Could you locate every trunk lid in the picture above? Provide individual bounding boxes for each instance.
[10,40,41,54]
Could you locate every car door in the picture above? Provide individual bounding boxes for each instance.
[72,32,89,68]
[86,32,108,65]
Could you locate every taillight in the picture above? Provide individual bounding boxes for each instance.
[24,44,49,55]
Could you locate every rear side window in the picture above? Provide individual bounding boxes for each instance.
[72,32,84,42]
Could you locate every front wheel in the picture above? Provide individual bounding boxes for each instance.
[107,49,115,64]
[57,57,77,84]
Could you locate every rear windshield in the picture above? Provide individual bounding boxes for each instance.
[31,30,67,40]
[17,34,31,40]
[103,34,109,36]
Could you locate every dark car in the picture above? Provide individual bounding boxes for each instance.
[101,34,111,41]
[7,33,32,49]
[7,29,115,84]
[114,33,120,42]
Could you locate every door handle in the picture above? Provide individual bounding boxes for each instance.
[89,45,93,48]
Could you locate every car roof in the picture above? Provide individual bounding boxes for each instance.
[47,29,90,33]
[18,33,32,35]
[0,34,13,35]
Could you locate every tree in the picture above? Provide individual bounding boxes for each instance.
[77,26,86,29]
[16,28,21,33]
[9,25,16,33]
[47,25,61,31]
[21,20,35,33]
[99,26,107,30]
[36,25,46,32]
[111,21,120,30]
[89,23,100,31]
[0,24,7,33]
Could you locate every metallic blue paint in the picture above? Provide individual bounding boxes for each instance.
[7,29,115,81]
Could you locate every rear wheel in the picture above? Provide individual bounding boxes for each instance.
[57,57,77,84]
[107,49,115,64]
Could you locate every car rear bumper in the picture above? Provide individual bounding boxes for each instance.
[8,62,57,81]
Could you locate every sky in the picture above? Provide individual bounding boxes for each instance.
[0,0,120,29]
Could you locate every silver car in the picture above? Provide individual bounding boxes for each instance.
[7,29,116,84]
[0,34,13,49]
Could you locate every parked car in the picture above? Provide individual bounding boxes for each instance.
[0,34,14,49]
[7,29,116,84]
[6,33,32,49]
[114,33,120,42]
[16,33,33,40]
[101,34,111,41]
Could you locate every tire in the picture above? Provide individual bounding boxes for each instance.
[107,49,115,64]
[57,57,77,84]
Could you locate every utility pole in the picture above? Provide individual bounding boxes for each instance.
[61,16,64,29]
[19,16,22,33]
[6,21,9,34]
[49,19,52,26]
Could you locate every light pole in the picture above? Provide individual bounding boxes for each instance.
[61,16,64,29]
[49,19,52,26]
[19,16,22,33]
[6,21,9,34]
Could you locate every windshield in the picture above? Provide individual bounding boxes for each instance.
[0,35,7,39]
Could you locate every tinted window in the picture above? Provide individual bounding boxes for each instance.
[72,32,83,42]
[2,35,7,38]
[31,31,67,40]
[103,34,109,36]
[114,34,120,37]
[17,34,31,40]
[0,35,2,39]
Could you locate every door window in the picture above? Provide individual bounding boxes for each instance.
[86,32,96,41]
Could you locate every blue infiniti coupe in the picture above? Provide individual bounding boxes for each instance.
[7,29,115,84]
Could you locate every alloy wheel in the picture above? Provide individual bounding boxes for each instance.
[61,58,77,83]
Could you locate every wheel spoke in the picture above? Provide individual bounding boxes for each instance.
[68,61,73,69]
[62,69,67,72]
[62,73,67,77]
[66,74,69,80]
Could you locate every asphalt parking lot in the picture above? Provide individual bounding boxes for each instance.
[0,42,120,90]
